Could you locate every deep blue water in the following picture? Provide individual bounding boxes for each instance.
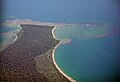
[1,0,120,82]
[3,0,120,23]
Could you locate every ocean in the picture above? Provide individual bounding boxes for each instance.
[53,24,120,82]
[1,0,120,82]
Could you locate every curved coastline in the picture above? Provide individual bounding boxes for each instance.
[8,25,22,44]
[3,19,75,81]
[0,25,22,52]
[52,26,76,82]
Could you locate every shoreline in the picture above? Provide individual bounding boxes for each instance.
[52,26,76,82]
[1,22,75,81]
[0,34,17,52]
[1,24,65,82]
[0,25,22,52]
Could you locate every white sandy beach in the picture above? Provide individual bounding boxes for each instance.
[52,26,76,82]
[3,20,76,81]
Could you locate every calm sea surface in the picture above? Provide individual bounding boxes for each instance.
[1,0,120,81]
[53,25,120,82]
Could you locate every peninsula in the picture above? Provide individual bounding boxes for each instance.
[0,24,70,82]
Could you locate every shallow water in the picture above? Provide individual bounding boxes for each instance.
[0,25,21,52]
[54,24,120,82]
[1,0,120,81]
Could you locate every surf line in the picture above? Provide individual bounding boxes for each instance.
[52,26,76,82]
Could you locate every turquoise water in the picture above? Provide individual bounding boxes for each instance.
[1,0,120,81]
[54,24,120,82]
[0,25,21,43]
[0,27,18,33]
[0,25,21,52]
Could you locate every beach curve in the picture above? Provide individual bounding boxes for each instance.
[0,25,22,52]
[52,26,76,82]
